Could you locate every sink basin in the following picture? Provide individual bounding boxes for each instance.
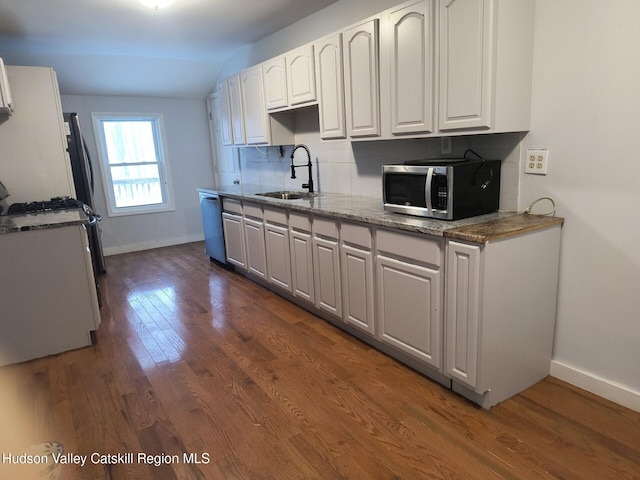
[256,191,317,200]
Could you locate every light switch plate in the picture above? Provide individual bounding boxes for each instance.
[525,149,549,175]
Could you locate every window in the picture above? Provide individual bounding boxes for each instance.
[92,113,174,216]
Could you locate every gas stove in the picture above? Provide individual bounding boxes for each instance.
[7,196,85,215]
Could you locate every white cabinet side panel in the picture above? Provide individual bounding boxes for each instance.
[445,241,481,389]
[0,226,97,365]
[0,66,75,203]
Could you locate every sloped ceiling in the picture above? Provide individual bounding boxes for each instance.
[0,0,339,98]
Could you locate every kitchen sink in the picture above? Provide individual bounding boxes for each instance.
[256,191,317,200]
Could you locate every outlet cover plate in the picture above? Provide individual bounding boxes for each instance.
[525,149,549,175]
[440,137,452,155]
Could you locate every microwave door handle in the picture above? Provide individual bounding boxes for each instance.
[425,167,433,215]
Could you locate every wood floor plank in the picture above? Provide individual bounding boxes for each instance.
[1,242,639,480]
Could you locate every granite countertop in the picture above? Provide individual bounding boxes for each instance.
[198,184,564,243]
[0,209,90,235]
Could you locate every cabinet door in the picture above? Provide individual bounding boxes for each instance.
[313,236,342,318]
[286,45,316,106]
[263,56,288,110]
[439,0,494,130]
[265,223,292,292]
[389,0,434,135]
[222,212,246,268]
[228,75,246,145]
[314,33,346,139]
[445,241,481,389]
[343,18,380,138]
[208,93,241,186]
[240,66,270,144]
[215,80,234,145]
[341,244,375,335]
[290,229,314,303]
[244,217,267,279]
[377,255,441,369]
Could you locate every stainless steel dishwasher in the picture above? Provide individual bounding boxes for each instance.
[198,191,227,265]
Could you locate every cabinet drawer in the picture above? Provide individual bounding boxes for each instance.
[222,198,242,214]
[376,228,441,267]
[243,202,263,219]
[264,206,288,225]
[341,222,371,249]
[313,216,339,239]
[289,212,311,231]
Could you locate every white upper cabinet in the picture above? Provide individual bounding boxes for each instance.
[387,0,435,136]
[227,74,246,145]
[240,66,270,144]
[221,67,294,147]
[215,79,234,146]
[438,0,492,130]
[286,45,317,106]
[343,18,380,138]
[263,44,317,111]
[263,57,288,111]
[314,33,346,139]
[438,0,535,132]
[212,0,534,145]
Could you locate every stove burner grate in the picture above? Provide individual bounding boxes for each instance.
[7,196,84,215]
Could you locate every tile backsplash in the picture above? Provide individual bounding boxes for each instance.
[235,108,524,212]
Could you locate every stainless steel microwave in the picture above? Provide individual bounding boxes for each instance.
[382,159,501,220]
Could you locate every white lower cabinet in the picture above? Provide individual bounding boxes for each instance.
[244,217,267,279]
[242,202,266,279]
[340,222,375,335]
[222,211,246,269]
[376,228,443,369]
[377,255,441,369]
[312,217,342,318]
[289,213,314,304]
[264,207,292,292]
[221,197,562,409]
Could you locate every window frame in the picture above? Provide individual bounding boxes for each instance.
[91,112,175,217]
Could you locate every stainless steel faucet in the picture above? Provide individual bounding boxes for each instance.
[290,144,314,193]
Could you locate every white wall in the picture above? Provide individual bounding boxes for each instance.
[520,0,640,410]
[61,95,215,255]
[219,0,640,411]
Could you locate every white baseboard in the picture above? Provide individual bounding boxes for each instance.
[550,360,640,413]
[103,234,204,256]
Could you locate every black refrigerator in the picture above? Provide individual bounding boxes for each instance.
[63,112,107,275]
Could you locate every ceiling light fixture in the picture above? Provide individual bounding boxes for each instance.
[138,0,175,10]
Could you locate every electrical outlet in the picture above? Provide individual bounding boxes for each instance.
[525,149,549,175]
[440,137,452,155]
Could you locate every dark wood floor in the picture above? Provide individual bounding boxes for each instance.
[1,241,639,479]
